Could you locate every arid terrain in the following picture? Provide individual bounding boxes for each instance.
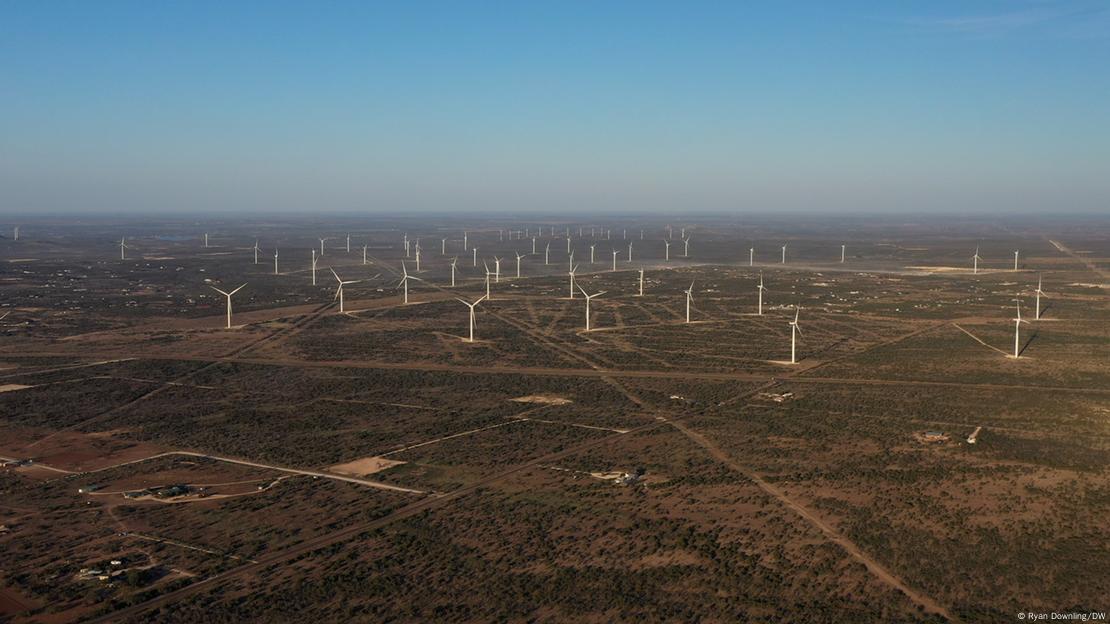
[1,214,1107,623]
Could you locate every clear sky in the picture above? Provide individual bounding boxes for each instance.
[2,1,1108,215]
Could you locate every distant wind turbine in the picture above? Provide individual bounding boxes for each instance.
[397,262,422,304]
[119,237,129,260]
[253,240,260,265]
[1034,275,1046,320]
[311,249,319,285]
[273,249,279,275]
[611,249,619,271]
[749,247,754,267]
[578,284,605,331]
[458,295,488,343]
[664,240,671,261]
[1013,250,1019,271]
[781,244,786,264]
[757,272,766,315]
[515,252,526,278]
[841,244,846,263]
[450,256,459,287]
[637,268,644,297]
[330,268,360,314]
[1011,300,1029,358]
[684,280,695,323]
[973,247,982,274]
[568,263,579,299]
[209,283,246,329]
[789,307,803,364]
[683,236,690,258]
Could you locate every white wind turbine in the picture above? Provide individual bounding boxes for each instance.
[346,233,351,253]
[566,237,571,253]
[397,262,422,304]
[253,240,260,264]
[627,241,633,262]
[463,231,468,251]
[684,280,695,323]
[493,256,503,282]
[515,252,526,278]
[441,238,447,255]
[1011,300,1029,358]
[749,247,754,267]
[362,244,369,265]
[781,244,786,264]
[119,237,129,260]
[590,244,596,264]
[472,247,478,267]
[483,262,492,299]
[330,268,360,314]
[637,268,644,297]
[568,263,579,299]
[450,256,459,287]
[611,249,620,271]
[1013,250,1019,271]
[1034,275,1046,320]
[664,240,671,261]
[311,249,320,285]
[319,238,328,256]
[789,307,803,364]
[757,272,766,315]
[841,244,846,263]
[532,237,537,254]
[545,242,550,265]
[683,236,690,257]
[12,226,18,241]
[273,249,279,275]
[204,232,209,248]
[209,283,246,329]
[973,246,982,274]
[415,243,422,271]
[458,294,488,343]
[578,284,605,331]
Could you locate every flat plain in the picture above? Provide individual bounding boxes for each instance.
[1,214,1107,623]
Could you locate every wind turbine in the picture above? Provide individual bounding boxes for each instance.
[578,285,605,331]
[346,233,351,253]
[611,249,619,271]
[403,233,409,256]
[472,247,478,267]
[209,284,246,329]
[590,244,596,264]
[311,249,319,285]
[1034,275,1046,320]
[415,243,422,272]
[789,307,803,364]
[397,262,422,304]
[362,245,369,265]
[757,272,766,315]
[515,252,526,278]
[1013,250,1019,271]
[449,256,459,287]
[253,240,260,264]
[204,233,209,248]
[841,244,846,263]
[664,240,671,261]
[12,226,18,241]
[463,231,468,251]
[330,268,359,313]
[637,268,644,297]
[483,262,492,299]
[973,246,982,274]
[684,280,695,323]
[532,237,537,254]
[273,249,279,275]
[568,263,579,299]
[119,237,129,260]
[493,256,503,282]
[458,295,488,342]
[545,242,550,265]
[441,238,447,255]
[683,236,690,257]
[627,241,633,262]
[319,238,328,256]
[749,247,754,267]
[781,244,786,264]
[1011,300,1029,358]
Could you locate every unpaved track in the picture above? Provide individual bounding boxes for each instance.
[668,418,960,622]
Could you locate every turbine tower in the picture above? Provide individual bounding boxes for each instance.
[319,238,328,256]
[789,307,803,364]
[119,237,129,260]
[493,257,503,282]
[757,272,766,315]
[568,263,579,299]
[209,284,246,329]
[684,280,695,323]
[545,242,550,265]
[664,240,671,261]
[204,233,209,248]
[1013,250,1019,271]
[973,247,982,274]
[273,249,279,275]
[311,249,319,285]
[627,241,633,262]
[578,285,606,331]
[781,244,786,264]
[749,247,754,267]
[1034,275,1046,320]
[841,244,846,263]
[450,257,459,287]
[683,236,690,258]
[362,244,369,265]
[590,244,596,264]
[397,262,422,304]
[458,295,488,342]
[1011,301,1029,358]
[483,262,492,299]
[515,252,525,278]
[346,233,351,253]
[253,240,260,264]
[611,249,619,271]
[637,268,644,297]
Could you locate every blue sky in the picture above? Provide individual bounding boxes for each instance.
[2,1,1108,214]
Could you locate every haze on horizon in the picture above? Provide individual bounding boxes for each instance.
[2,1,1108,216]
